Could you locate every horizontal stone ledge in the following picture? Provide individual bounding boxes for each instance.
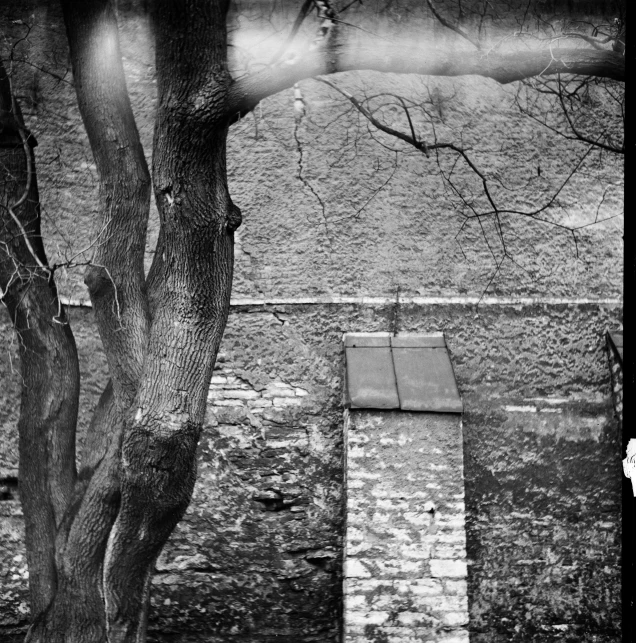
[60,295,623,309]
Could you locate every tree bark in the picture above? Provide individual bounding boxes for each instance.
[60,0,151,410]
[10,2,155,640]
[0,61,80,622]
[101,2,238,637]
[227,43,625,118]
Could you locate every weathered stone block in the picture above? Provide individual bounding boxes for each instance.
[273,397,302,407]
[440,611,470,627]
[223,389,260,400]
[429,560,467,579]
[346,611,390,626]
[345,559,372,578]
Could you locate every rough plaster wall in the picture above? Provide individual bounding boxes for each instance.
[0,302,622,641]
[226,75,622,301]
[0,1,624,303]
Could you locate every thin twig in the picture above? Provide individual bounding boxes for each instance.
[269,0,313,65]
[6,115,51,277]
[425,0,481,50]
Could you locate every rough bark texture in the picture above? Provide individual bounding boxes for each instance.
[0,59,80,622]
[103,1,237,639]
[16,0,239,640]
[60,0,151,407]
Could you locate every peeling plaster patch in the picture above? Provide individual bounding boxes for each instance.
[507,412,608,442]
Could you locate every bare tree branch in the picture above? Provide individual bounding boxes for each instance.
[425,0,482,50]
[268,0,313,65]
[227,43,624,118]
[515,74,624,154]
[317,72,617,298]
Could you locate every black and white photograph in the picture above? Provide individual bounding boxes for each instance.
[0,1,627,641]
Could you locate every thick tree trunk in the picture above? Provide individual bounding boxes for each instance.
[15,1,239,640]
[2,0,237,638]
[102,1,238,637]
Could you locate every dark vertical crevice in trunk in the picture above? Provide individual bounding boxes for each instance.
[79,379,116,474]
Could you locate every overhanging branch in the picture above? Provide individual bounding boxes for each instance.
[226,42,624,118]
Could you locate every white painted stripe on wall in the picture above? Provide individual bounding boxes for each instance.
[61,295,623,309]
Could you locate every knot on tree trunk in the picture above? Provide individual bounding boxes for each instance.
[226,203,242,233]
[84,265,115,300]
[121,421,201,511]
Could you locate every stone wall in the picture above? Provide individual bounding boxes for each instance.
[0,300,623,641]
[344,411,469,643]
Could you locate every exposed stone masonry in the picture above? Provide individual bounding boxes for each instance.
[0,302,622,641]
[344,411,469,643]
[207,363,309,410]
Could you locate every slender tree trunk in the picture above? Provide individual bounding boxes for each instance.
[0,61,80,629]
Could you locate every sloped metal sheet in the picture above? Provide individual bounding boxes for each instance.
[391,344,463,413]
[608,331,623,365]
[345,344,399,409]
[344,333,463,413]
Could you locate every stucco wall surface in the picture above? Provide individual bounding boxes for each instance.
[0,301,622,641]
[0,1,624,304]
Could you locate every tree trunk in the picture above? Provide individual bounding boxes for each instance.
[0,60,85,638]
[19,1,239,640]
[102,1,238,636]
